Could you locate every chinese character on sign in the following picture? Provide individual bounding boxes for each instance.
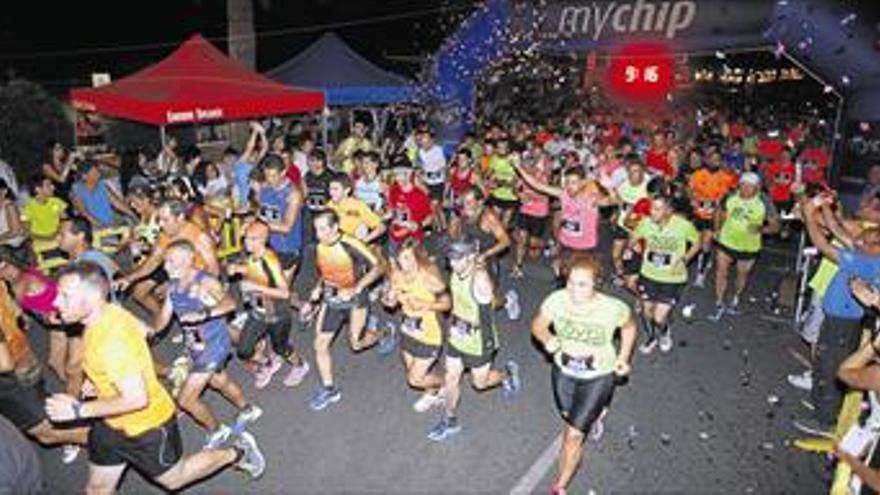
[625,65,639,83]
[644,65,659,83]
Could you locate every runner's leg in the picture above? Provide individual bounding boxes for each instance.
[177,372,218,432]
[85,463,126,495]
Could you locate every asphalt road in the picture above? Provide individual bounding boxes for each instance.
[33,228,827,494]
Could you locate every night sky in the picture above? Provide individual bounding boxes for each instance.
[0,0,475,92]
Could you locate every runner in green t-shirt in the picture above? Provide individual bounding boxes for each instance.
[710,172,779,321]
[630,195,700,354]
[611,158,649,284]
[531,255,636,495]
[485,138,519,228]
[426,241,521,442]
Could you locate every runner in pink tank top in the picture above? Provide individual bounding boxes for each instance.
[558,191,599,251]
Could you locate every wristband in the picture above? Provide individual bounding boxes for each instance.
[72,400,84,420]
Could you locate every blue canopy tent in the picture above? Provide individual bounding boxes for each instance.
[267,32,414,106]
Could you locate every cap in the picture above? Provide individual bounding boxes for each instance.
[740,172,761,186]
[447,240,478,261]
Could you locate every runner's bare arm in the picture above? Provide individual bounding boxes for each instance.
[819,203,855,248]
[194,232,220,276]
[268,188,303,234]
[835,449,880,492]
[481,211,510,260]
[152,292,174,335]
[531,309,558,354]
[355,252,386,295]
[617,316,637,367]
[802,198,842,263]
[122,246,166,286]
[203,277,236,318]
[74,373,149,419]
[512,162,562,198]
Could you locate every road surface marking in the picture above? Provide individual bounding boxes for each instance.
[510,433,562,495]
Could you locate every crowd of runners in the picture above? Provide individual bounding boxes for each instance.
[4,94,880,494]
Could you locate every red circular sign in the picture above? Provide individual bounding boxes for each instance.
[606,42,675,106]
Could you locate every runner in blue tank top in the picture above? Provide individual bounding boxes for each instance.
[257,155,304,281]
[157,240,262,450]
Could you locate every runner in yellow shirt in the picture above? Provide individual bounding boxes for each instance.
[327,174,386,243]
[47,261,265,492]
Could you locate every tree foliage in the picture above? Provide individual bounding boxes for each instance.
[0,79,73,181]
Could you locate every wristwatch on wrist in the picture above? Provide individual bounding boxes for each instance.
[72,400,84,420]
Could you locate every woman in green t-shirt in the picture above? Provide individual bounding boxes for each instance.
[531,255,636,495]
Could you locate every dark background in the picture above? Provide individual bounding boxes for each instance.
[0,0,478,92]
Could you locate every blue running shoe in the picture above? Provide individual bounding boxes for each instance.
[376,322,398,358]
[308,386,341,411]
[427,416,462,442]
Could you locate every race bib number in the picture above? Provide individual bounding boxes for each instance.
[700,200,716,212]
[426,170,444,182]
[561,353,595,374]
[393,209,410,224]
[307,195,326,210]
[561,219,582,234]
[450,317,473,338]
[776,173,792,184]
[401,316,422,336]
[647,251,673,268]
[259,204,282,222]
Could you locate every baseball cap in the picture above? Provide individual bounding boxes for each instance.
[740,172,761,186]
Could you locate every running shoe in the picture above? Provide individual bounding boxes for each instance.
[376,322,398,357]
[502,360,522,400]
[234,404,263,431]
[254,356,283,389]
[61,444,80,464]
[413,391,445,413]
[707,304,726,322]
[204,424,232,450]
[234,431,266,479]
[308,386,342,411]
[787,370,813,391]
[427,416,462,442]
[504,289,521,321]
[283,362,310,387]
[638,337,657,355]
[658,330,673,353]
[726,296,740,315]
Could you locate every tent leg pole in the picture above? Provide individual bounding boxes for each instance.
[160,126,167,148]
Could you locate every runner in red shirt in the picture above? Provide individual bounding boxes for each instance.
[763,149,796,212]
[799,143,830,187]
[645,133,674,178]
[387,166,432,250]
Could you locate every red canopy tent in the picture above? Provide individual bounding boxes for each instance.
[70,34,326,127]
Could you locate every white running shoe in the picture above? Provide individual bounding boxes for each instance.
[658,330,673,353]
[413,391,445,413]
[204,424,232,450]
